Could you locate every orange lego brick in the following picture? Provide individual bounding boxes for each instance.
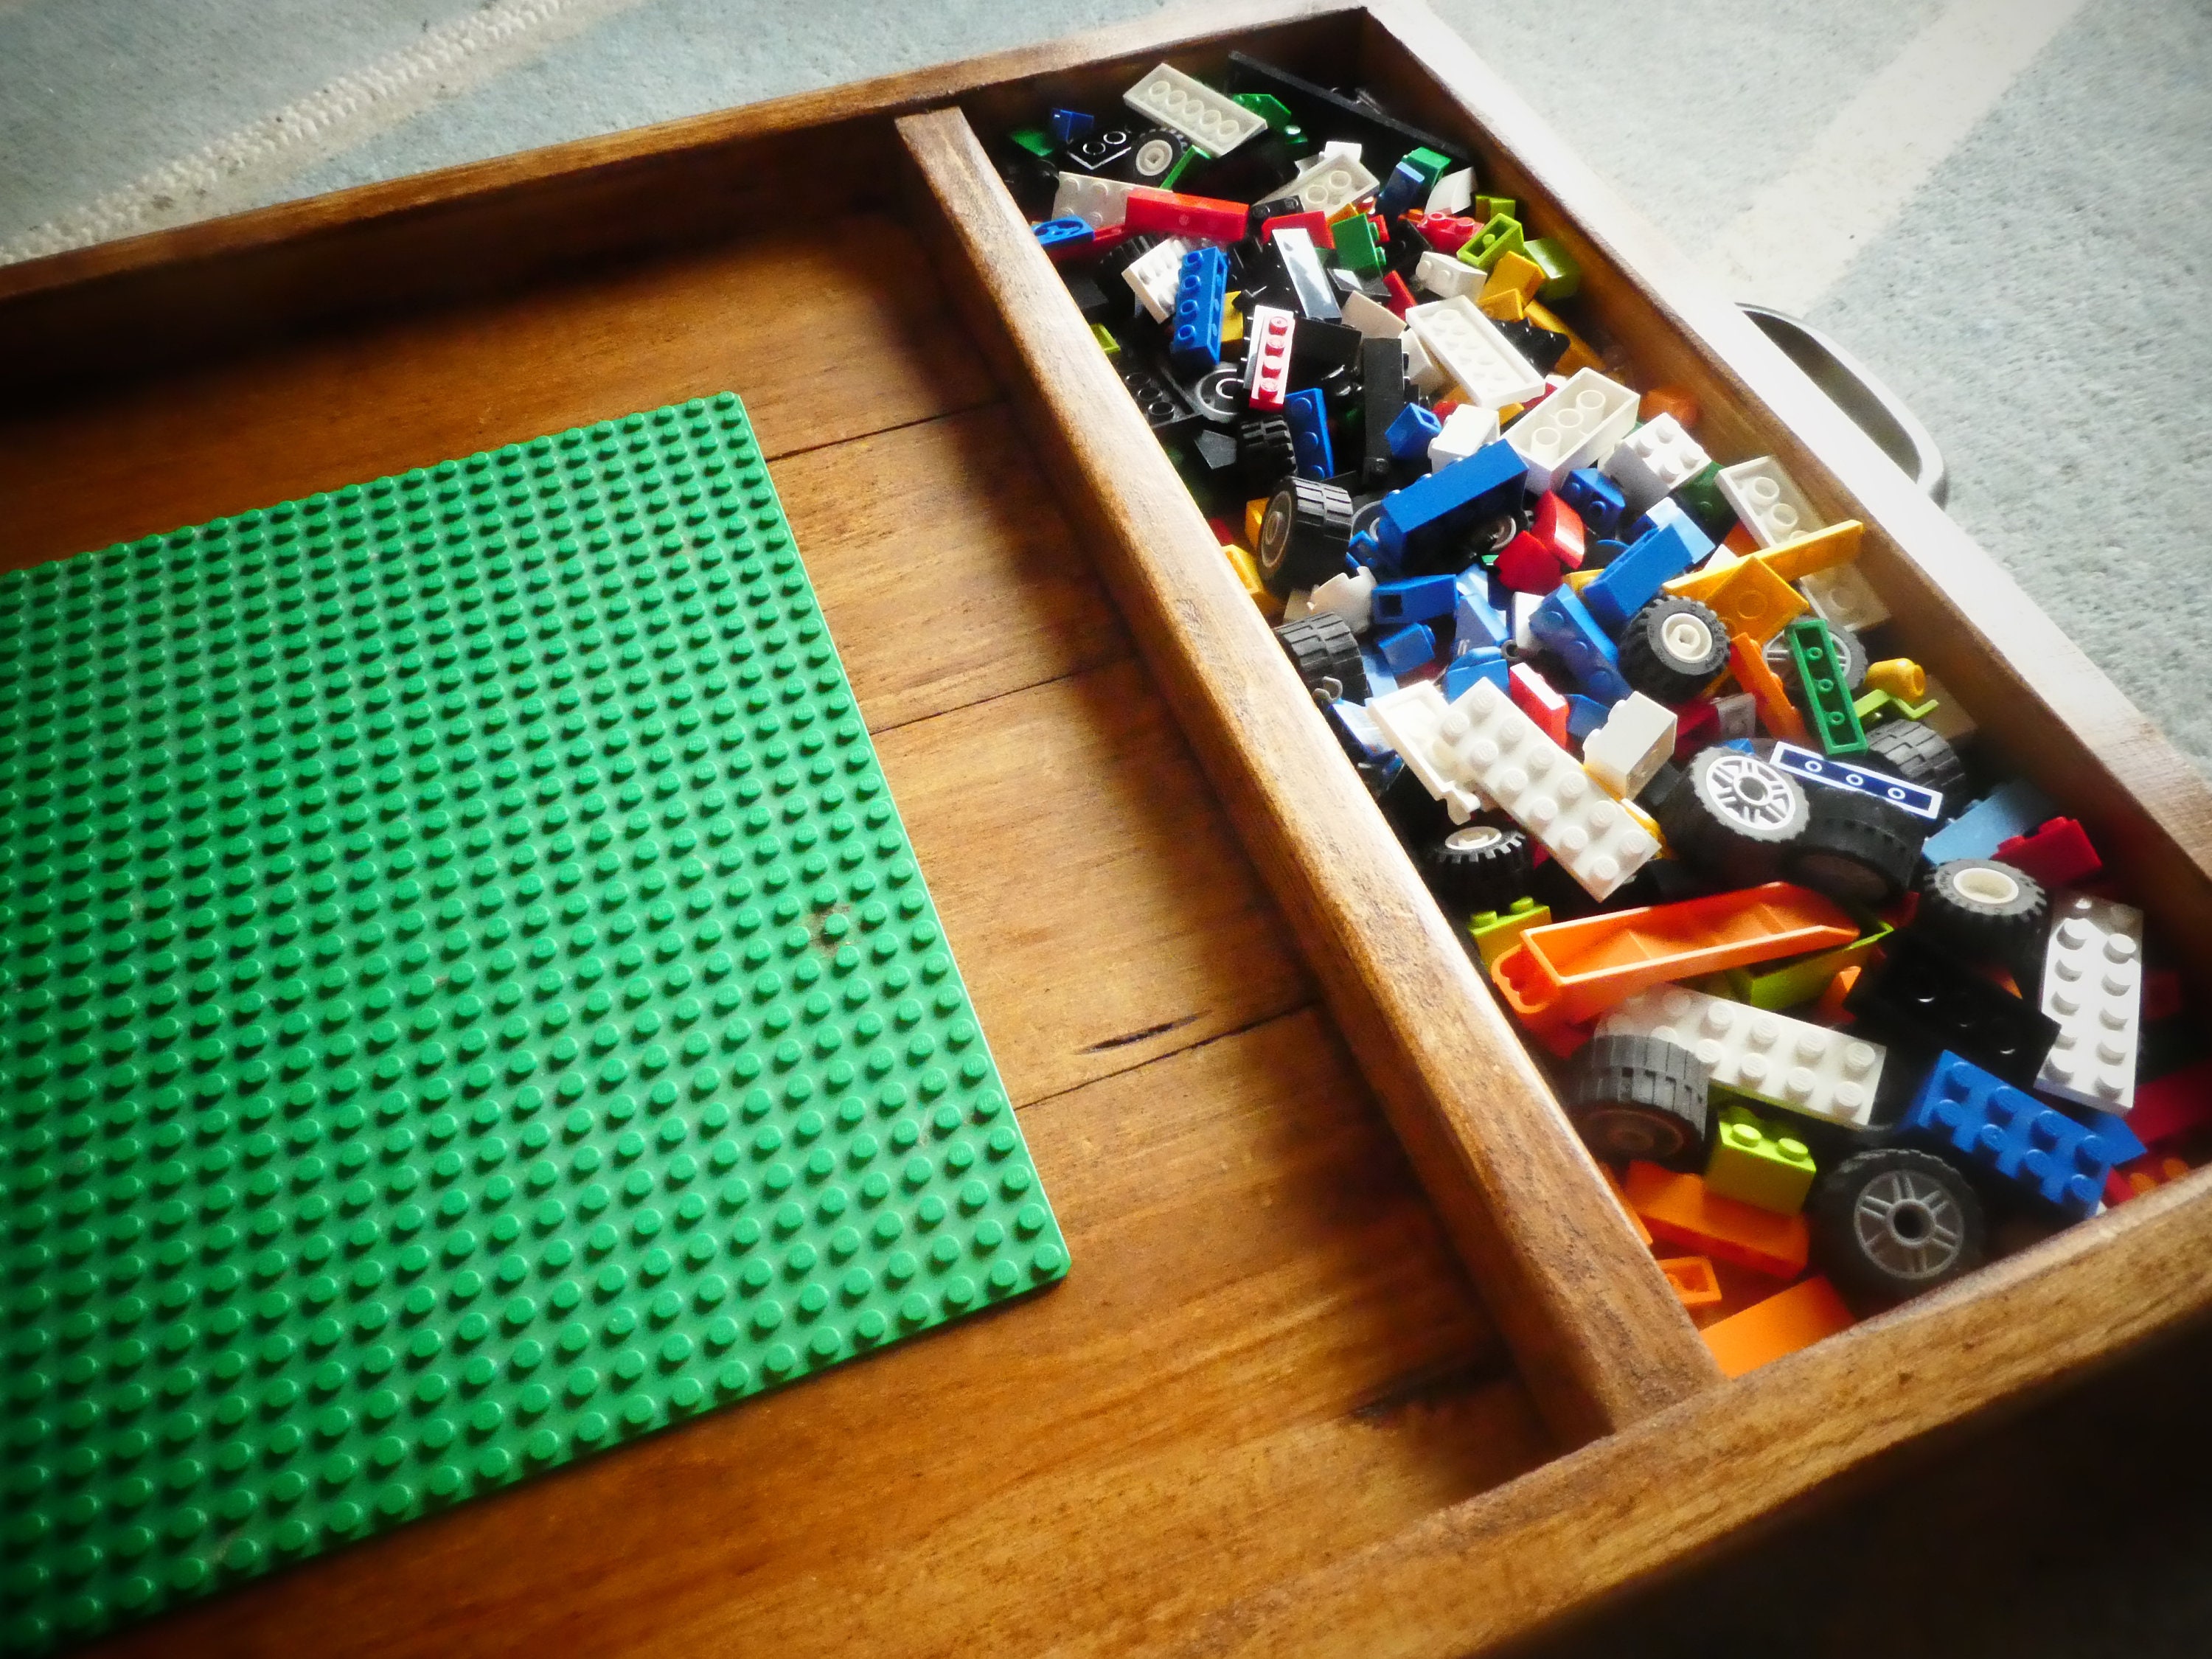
[1525,300,1601,375]
[1814,964,1860,1021]
[1639,385,1701,429]
[1489,882,1857,1029]
[1624,1161,1811,1279]
[1722,522,1759,557]
[1658,1255,1723,1309]
[1700,1276,1854,1377]
[1601,1164,1653,1245]
[1728,632,1811,742]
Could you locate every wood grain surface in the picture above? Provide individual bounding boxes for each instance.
[897,105,1721,1451]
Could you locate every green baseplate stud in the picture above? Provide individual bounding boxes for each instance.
[0,393,1069,1653]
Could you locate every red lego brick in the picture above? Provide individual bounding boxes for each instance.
[1259,207,1335,249]
[1671,698,1720,759]
[1245,306,1295,411]
[1124,187,1248,243]
[1416,212,1480,254]
[2104,1153,2192,1208]
[1994,815,2101,887]
[1495,531,1567,594]
[1530,490,1587,569]
[2130,1057,2212,1150]
[1509,661,1572,745]
[1382,270,1416,317]
[2146,967,2184,1025]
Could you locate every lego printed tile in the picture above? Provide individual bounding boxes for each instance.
[1,215,1002,574]
[0,394,1068,1655]
[877,658,1313,1103]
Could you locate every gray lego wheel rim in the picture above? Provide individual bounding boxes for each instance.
[1698,751,1803,835]
[1852,1167,1969,1280]
[1579,1106,1688,1163]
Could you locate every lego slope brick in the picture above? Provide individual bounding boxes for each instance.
[0,394,1069,1655]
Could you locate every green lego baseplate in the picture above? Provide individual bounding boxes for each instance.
[0,393,1069,1654]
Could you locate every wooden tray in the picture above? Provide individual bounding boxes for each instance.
[5,4,2211,1655]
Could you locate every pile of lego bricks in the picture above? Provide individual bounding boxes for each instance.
[991,56,2212,1373]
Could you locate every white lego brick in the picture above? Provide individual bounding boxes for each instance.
[1051,173,1134,229]
[1916,671,1978,745]
[1799,563,1891,631]
[1413,250,1481,301]
[1338,290,1405,340]
[1717,455,1826,549]
[2037,891,2144,1113]
[1599,985,1885,1127]
[1121,63,1267,157]
[1400,327,1447,396]
[1600,414,1711,519]
[1308,566,1376,633]
[1259,151,1381,214]
[1429,678,1660,899]
[1279,588,1315,624]
[1425,166,1475,216]
[1582,692,1677,800]
[1501,366,1639,493]
[1321,140,1363,162]
[1367,684,1488,821]
[1406,296,1545,411]
[1427,404,1499,471]
[1510,591,1541,653]
[1122,235,1196,322]
[1714,691,1759,742]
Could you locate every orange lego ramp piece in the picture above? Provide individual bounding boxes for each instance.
[1700,1276,1855,1377]
[1624,1161,1810,1279]
[1489,883,1855,1029]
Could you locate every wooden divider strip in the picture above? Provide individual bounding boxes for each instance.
[894,105,1721,1449]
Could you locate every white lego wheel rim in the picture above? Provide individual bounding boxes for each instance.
[1133,136,1177,177]
[1444,824,1507,855]
[1953,865,2022,908]
[1659,609,1715,664]
[1852,1167,1967,1280]
[1700,752,1798,832]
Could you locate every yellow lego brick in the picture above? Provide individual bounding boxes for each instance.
[1865,658,1926,701]
[1526,300,1601,375]
[1221,291,1244,345]
[1477,288,1527,322]
[1245,497,1269,552]
[1666,521,1864,603]
[1698,557,1808,647]
[1223,543,1281,619]
[1564,567,1601,592]
[1480,249,1546,305]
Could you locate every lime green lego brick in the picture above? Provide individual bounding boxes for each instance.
[1474,195,1517,223]
[1332,213,1385,277]
[1727,916,1893,1009]
[1008,125,1055,159]
[1520,236,1582,302]
[1231,91,1310,153]
[1467,897,1547,969]
[1091,322,1121,358]
[1457,212,1525,274]
[0,392,1068,1656]
[1705,1105,1817,1214]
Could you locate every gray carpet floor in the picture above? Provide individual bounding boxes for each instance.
[7,1,2212,1654]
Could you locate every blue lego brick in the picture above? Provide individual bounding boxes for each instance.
[1441,645,1510,701]
[1453,569,1511,649]
[1377,158,1428,218]
[1169,245,1229,374]
[1374,439,1526,562]
[1582,538,1628,570]
[1346,529,1385,572]
[1386,402,1444,462]
[1627,494,1694,546]
[1048,107,1096,145]
[1771,742,1942,821]
[1921,778,2062,864]
[1376,622,1438,673]
[1358,645,1400,698]
[1566,695,1610,742]
[1559,466,1626,540]
[1284,386,1335,479]
[1530,585,1630,704]
[1582,515,1715,635]
[1034,216,1095,256]
[1329,698,1391,760]
[1900,1052,2145,1221]
[1371,572,1458,627]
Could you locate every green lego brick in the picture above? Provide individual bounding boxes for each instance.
[1785,615,1868,757]
[1467,897,1547,969]
[1231,91,1310,153]
[1399,146,1453,191]
[1007,125,1056,159]
[0,393,1068,1655]
[1519,236,1582,302]
[1332,214,1385,278]
[1705,1105,1817,1214]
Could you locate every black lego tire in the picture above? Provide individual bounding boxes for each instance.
[1273,612,1369,702]
[1784,788,1924,905]
[1256,477,1356,595]
[1419,821,1534,912]
[1811,1147,1986,1307]
[1865,718,1968,812]
[1919,858,2049,964]
[1652,745,1809,887]
[1560,1034,1711,1170]
[1237,415,1298,497]
[1618,596,1731,703]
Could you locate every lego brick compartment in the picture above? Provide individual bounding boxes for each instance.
[964,45,2212,1366]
